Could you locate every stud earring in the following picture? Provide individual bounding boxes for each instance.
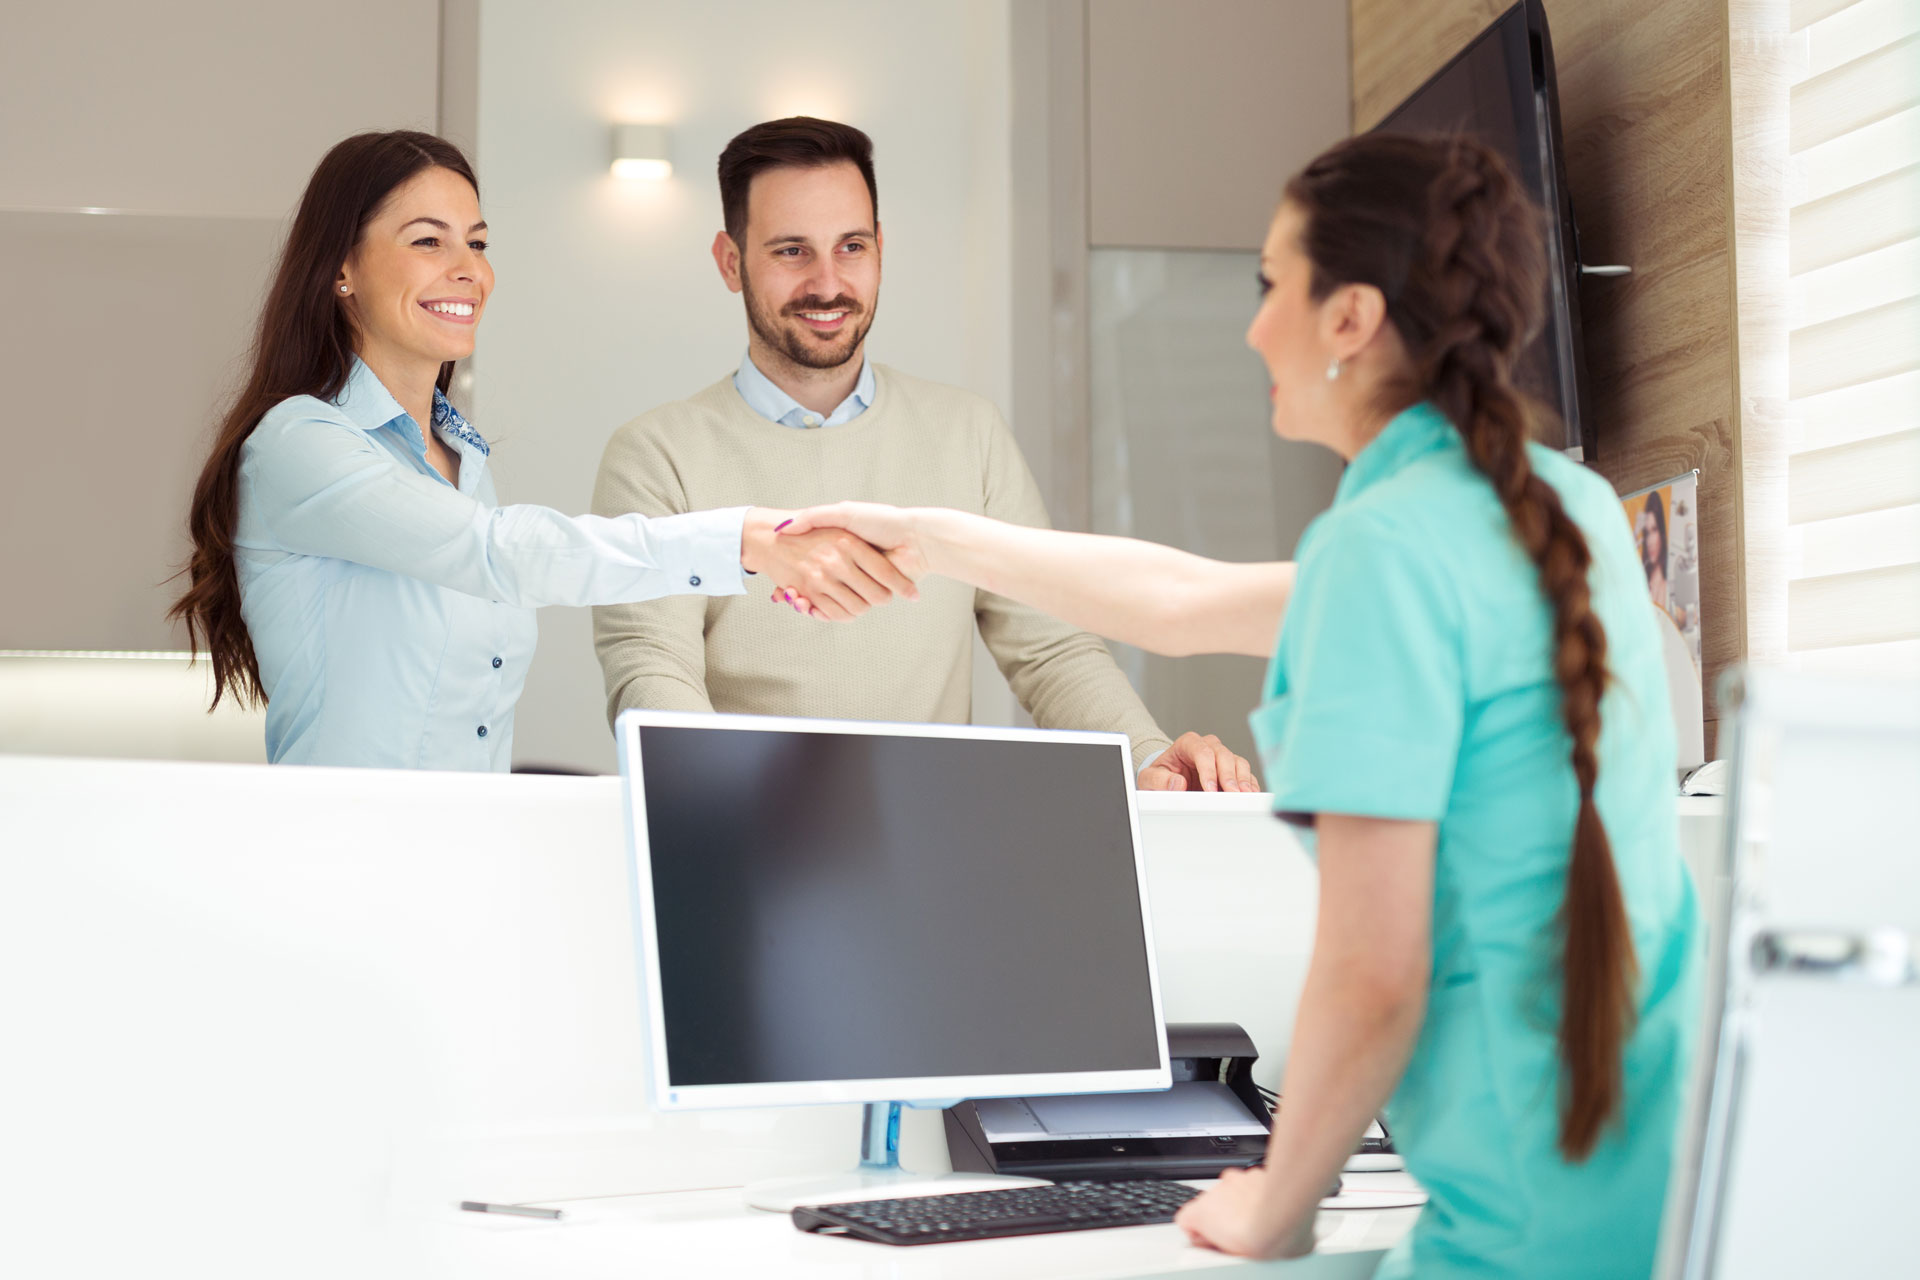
[1325,357,1341,382]
[339,285,349,294]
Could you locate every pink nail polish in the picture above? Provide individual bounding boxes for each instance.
[775,519,793,531]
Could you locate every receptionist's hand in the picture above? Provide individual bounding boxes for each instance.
[777,501,931,579]
[1174,1164,1315,1259]
[744,508,919,622]
[1138,732,1258,793]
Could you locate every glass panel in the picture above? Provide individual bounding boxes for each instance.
[1088,248,1343,769]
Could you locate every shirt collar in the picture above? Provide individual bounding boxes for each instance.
[1333,401,1457,506]
[432,389,490,457]
[333,355,408,432]
[333,356,489,457]
[733,349,875,428]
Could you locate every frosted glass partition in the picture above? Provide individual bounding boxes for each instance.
[1089,248,1344,767]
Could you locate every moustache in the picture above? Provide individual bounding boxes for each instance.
[782,296,863,317]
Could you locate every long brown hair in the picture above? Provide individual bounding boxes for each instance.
[1286,133,1637,1160]
[169,131,478,710]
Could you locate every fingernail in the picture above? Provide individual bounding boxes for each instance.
[775,519,793,531]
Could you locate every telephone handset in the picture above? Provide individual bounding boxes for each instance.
[1260,1086,1404,1172]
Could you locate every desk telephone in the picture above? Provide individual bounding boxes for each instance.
[945,1022,1401,1182]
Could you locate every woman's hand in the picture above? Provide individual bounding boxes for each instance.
[775,502,933,580]
[741,508,919,622]
[1172,1165,1316,1259]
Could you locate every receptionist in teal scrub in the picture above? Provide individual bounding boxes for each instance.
[780,133,1702,1278]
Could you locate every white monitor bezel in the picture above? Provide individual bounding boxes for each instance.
[616,709,1171,1111]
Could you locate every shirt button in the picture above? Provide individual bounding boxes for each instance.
[491,656,503,669]
[477,725,488,738]
[803,414,820,427]
[688,575,701,587]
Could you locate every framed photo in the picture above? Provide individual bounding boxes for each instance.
[1622,471,1701,677]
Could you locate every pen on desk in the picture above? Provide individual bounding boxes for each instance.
[460,1200,563,1220]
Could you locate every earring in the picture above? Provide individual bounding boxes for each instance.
[339,285,349,294]
[1325,357,1341,382]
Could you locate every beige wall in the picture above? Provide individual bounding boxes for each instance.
[0,0,440,651]
[1351,0,1744,749]
[1088,0,1350,250]
[0,2,440,216]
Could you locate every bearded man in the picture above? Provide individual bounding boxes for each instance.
[591,116,1254,792]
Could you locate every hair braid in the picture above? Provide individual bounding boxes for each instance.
[1286,134,1639,1160]
[1425,142,1637,1160]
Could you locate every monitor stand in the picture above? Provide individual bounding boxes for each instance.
[742,1101,1043,1213]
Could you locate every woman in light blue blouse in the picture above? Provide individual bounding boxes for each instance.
[171,131,911,770]
[783,134,1701,1277]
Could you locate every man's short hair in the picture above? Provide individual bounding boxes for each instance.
[717,117,878,246]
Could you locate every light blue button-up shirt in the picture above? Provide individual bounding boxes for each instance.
[732,350,874,428]
[234,357,750,771]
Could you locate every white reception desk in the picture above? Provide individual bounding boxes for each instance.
[0,756,1723,1279]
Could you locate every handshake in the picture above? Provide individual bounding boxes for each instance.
[740,503,929,621]
[734,500,1262,795]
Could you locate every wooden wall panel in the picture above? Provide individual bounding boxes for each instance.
[1352,0,1742,749]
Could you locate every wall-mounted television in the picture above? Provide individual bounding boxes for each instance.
[1373,0,1595,459]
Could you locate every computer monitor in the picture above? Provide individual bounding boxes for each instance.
[1373,0,1595,459]
[616,710,1171,1207]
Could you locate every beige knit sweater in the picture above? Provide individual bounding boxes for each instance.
[591,365,1171,768]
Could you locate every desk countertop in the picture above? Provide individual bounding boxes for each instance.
[425,1175,1422,1279]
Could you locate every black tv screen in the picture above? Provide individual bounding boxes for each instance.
[1374,0,1594,458]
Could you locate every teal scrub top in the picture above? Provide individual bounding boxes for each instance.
[1249,403,1702,1280]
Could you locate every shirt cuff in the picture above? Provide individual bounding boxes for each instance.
[650,506,751,597]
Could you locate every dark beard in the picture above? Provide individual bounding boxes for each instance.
[741,269,876,372]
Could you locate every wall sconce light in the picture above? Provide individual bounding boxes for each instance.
[610,123,672,180]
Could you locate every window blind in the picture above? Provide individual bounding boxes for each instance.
[1785,0,1920,677]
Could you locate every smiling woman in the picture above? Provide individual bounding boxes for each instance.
[167,130,914,771]
[336,162,494,485]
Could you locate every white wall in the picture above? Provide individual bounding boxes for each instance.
[471,0,1015,772]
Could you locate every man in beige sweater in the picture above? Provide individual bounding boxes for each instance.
[593,117,1254,791]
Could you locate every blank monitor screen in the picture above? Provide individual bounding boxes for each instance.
[628,720,1164,1097]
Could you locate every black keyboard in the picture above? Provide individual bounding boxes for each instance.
[792,1179,1200,1246]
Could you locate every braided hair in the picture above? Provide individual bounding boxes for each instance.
[1285,133,1636,1160]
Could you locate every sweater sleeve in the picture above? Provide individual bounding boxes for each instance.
[971,411,1173,770]
[591,420,718,725]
